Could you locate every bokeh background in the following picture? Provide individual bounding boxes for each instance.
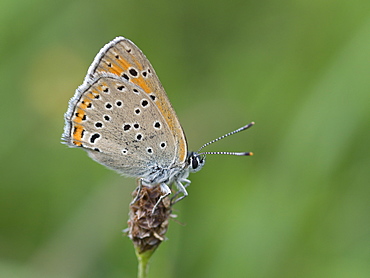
[1,0,369,277]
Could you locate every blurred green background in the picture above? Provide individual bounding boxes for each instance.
[1,0,369,277]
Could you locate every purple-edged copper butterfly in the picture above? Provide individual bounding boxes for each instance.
[62,37,254,205]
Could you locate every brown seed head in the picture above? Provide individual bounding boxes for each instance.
[126,185,172,254]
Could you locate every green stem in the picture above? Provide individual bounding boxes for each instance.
[136,248,155,278]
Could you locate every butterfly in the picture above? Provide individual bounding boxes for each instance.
[63,37,254,207]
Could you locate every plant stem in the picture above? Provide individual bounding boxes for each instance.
[136,248,155,278]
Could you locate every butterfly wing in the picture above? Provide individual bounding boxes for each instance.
[88,37,187,165]
[63,37,188,178]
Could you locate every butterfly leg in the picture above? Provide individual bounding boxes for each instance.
[171,179,190,204]
[130,178,144,205]
[152,183,172,213]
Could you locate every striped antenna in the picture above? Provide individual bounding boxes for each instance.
[197,122,255,154]
[199,151,253,156]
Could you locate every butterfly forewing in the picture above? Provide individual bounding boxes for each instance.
[87,37,187,164]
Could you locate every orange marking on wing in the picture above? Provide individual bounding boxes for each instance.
[79,99,88,109]
[91,88,99,94]
[153,96,187,162]
[86,92,94,99]
[115,56,131,72]
[73,108,85,123]
[77,108,85,116]
[73,141,82,146]
[79,103,87,110]
[74,117,82,123]
[99,81,108,88]
[89,89,100,99]
[83,99,92,108]
[96,56,121,76]
[73,124,84,141]
[97,54,132,77]
[108,63,122,75]
[132,76,151,93]
[177,138,187,162]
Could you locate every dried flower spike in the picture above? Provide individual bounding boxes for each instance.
[127,185,172,252]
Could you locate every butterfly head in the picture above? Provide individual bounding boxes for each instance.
[187,152,205,173]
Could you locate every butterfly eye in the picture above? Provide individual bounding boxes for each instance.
[191,159,198,169]
[192,157,199,169]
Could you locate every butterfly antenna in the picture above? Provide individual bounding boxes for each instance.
[199,151,254,156]
[197,122,255,155]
